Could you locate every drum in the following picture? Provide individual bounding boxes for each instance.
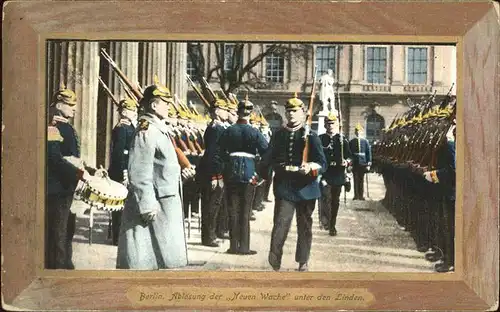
[74,169,128,212]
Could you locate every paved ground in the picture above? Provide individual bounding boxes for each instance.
[72,173,434,272]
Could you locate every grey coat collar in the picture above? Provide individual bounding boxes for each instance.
[140,113,170,135]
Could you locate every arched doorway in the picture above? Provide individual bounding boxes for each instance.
[365,113,385,143]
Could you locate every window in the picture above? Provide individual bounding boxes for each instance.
[223,43,243,72]
[316,45,337,76]
[365,113,385,143]
[265,46,284,83]
[407,47,428,84]
[366,47,387,84]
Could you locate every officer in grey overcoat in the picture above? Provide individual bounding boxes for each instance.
[116,82,194,270]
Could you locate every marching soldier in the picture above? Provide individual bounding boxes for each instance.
[265,94,327,271]
[108,97,138,245]
[46,84,93,269]
[116,82,194,270]
[219,98,269,255]
[197,99,228,247]
[349,123,372,200]
[319,113,352,236]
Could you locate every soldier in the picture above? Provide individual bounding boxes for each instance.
[178,109,201,219]
[423,121,456,273]
[265,94,327,271]
[46,85,92,269]
[319,113,352,236]
[116,82,194,270]
[219,98,269,255]
[197,99,228,247]
[349,123,372,200]
[216,99,238,239]
[108,97,138,246]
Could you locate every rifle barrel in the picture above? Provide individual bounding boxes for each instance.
[98,77,119,106]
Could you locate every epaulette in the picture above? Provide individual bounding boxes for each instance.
[48,126,64,142]
[53,115,69,123]
[138,119,149,131]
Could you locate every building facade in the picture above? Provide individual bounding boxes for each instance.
[46,41,456,169]
[186,43,456,141]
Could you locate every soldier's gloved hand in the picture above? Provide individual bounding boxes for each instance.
[423,171,433,183]
[141,211,158,224]
[217,178,224,189]
[347,166,353,173]
[211,179,218,190]
[298,163,311,175]
[122,170,129,187]
[181,167,196,181]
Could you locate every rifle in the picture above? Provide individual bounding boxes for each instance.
[117,77,139,103]
[302,66,319,165]
[201,77,218,102]
[100,48,143,100]
[98,77,119,107]
[186,74,211,108]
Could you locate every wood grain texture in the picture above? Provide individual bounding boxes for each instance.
[1,0,498,310]
[1,2,39,306]
[461,4,500,307]
[12,278,490,310]
[8,1,491,38]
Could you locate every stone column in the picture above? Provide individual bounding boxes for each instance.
[166,42,188,103]
[108,42,139,107]
[338,45,350,85]
[139,42,167,87]
[392,45,405,85]
[351,44,364,83]
[47,41,100,167]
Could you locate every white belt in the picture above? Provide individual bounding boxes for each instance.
[229,152,256,158]
[354,153,365,155]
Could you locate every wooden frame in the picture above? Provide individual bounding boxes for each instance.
[2,1,498,310]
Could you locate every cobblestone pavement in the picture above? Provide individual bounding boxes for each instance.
[72,173,434,272]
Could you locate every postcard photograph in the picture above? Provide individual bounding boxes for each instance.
[45,40,458,274]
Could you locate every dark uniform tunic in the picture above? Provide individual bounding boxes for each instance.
[196,120,225,245]
[349,136,371,200]
[265,126,327,269]
[319,133,352,232]
[219,120,269,254]
[108,118,135,245]
[47,116,81,269]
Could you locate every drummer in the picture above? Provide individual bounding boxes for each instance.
[108,97,138,246]
[47,83,92,269]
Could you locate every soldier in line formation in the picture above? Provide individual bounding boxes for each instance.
[373,94,456,273]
